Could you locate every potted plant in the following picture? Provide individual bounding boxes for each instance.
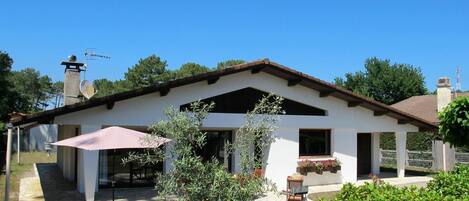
[315,162,324,174]
[331,160,341,173]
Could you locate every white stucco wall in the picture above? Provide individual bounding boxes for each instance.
[332,129,358,183]
[52,71,419,190]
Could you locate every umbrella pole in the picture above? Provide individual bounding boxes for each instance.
[112,149,116,201]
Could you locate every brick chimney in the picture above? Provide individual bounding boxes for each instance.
[60,55,85,105]
[437,77,451,112]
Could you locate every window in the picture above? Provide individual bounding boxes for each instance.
[180,87,326,116]
[299,130,331,156]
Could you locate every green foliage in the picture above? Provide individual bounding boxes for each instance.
[438,97,469,149]
[125,54,172,88]
[335,57,427,104]
[334,182,441,201]
[333,164,469,201]
[427,164,469,199]
[233,94,283,172]
[174,63,210,79]
[216,59,245,70]
[94,56,245,98]
[0,51,64,128]
[380,132,433,151]
[94,79,132,98]
[8,68,55,112]
[0,51,14,122]
[125,95,281,200]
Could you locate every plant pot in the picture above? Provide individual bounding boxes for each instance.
[254,168,264,177]
[302,171,342,186]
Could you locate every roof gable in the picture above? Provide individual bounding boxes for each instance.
[10,59,437,131]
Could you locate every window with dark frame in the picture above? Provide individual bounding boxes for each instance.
[299,129,331,156]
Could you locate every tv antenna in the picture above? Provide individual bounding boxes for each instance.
[84,48,111,60]
[456,66,461,92]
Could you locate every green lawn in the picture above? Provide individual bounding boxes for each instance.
[0,152,56,201]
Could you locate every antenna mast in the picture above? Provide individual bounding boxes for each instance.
[456,66,461,92]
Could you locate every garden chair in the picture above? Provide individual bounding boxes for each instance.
[283,175,307,201]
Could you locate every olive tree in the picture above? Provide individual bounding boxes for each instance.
[125,94,283,201]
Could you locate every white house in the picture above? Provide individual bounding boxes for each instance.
[10,59,437,201]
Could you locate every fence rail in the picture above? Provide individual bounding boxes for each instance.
[380,149,469,169]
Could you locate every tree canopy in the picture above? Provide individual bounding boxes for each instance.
[124,55,172,88]
[335,57,428,105]
[9,68,55,112]
[216,59,245,70]
[0,51,14,128]
[175,62,210,79]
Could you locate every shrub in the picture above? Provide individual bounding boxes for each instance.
[332,164,469,201]
[438,97,469,149]
[426,164,469,199]
[334,182,440,201]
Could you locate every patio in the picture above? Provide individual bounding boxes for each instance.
[21,163,163,201]
[21,163,433,201]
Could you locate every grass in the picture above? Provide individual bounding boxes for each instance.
[0,152,56,201]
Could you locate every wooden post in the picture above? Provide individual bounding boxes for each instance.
[17,127,20,164]
[4,124,13,201]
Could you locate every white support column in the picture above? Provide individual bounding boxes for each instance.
[371,132,381,175]
[77,125,101,201]
[395,132,407,178]
[332,128,357,183]
[4,125,13,201]
[17,127,20,164]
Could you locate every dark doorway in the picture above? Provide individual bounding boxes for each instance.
[357,133,372,175]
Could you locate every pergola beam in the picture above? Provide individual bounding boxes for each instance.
[319,90,335,97]
[347,101,362,107]
[106,102,115,110]
[398,119,412,124]
[251,66,265,74]
[207,77,220,85]
[160,88,170,97]
[288,78,302,87]
[374,111,389,116]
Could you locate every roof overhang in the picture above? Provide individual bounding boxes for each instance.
[10,59,438,132]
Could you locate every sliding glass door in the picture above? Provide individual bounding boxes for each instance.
[98,149,163,188]
[196,130,233,172]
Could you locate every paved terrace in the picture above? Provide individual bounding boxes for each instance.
[20,163,433,201]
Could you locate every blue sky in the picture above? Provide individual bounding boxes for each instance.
[1,1,468,91]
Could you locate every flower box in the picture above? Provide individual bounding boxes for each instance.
[302,171,342,186]
[296,158,342,186]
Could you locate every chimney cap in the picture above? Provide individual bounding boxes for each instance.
[437,77,451,88]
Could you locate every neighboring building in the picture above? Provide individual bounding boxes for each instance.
[392,77,468,171]
[10,59,437,201]
[392,79,469,125]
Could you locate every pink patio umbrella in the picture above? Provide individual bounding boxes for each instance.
[52,126,171,201]
[52,126,171,150]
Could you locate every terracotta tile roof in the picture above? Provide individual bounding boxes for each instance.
[392,92,469,124]
[10,59,437,131]
[392,95,438,124]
